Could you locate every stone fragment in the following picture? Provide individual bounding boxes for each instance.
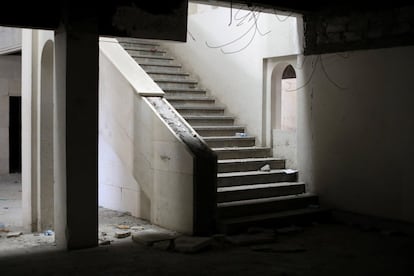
[115,230,131,239]
[7,231,23,238]
[260,164,271,172]
[116,225,130,230]
[131,226,146,231]
[174,236,213,253]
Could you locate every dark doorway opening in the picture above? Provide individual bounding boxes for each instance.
[9,96,21,173]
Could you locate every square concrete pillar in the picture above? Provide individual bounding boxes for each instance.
[54,23,98,249]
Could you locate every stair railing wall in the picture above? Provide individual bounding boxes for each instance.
[99,37,217,235]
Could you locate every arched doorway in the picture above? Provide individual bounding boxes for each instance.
[270,62,297,169]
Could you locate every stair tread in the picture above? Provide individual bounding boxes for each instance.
[218,169,298,178]
[221,206,328,224]
[132,55,174,60]
[217,193,316,208]
[163,88,206,92]
[154,78,198,83]
[193,125,244,130]
[218,157,285,164]
[139,62,181,67]
[167,96,214,100]
[117,38,159,46]
[175,105,225,110]
[213,146,270,151]
[218,182,305,192]
[203,136,255,140]
[127,48,166,53]
[147,71,189,76]
[184,115,234,119]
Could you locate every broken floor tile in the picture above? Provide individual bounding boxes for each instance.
[115,230,131,239]
[174,236,213,253]
[7,231,23,238]
[226,232,277,246]
[132,229,177,246]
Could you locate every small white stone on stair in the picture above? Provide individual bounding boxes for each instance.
[284,169,297,174]
[260,164,271,172]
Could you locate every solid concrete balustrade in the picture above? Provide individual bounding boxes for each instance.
[99,38,216,235]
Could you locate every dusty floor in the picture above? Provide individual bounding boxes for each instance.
[1,174,413,275]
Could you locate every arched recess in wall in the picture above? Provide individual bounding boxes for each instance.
[39,40,54,231]
[270,63,297,131]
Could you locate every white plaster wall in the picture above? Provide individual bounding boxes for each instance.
[273,129,297,169]
[163,3,300,144]
[0,27,22,54]
[298,46,414,224]
[0,55,21,175]
[99,51,194,234]
[281,78,297,130]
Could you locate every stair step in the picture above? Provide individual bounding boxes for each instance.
[217,169,298,187]
[117,38,159,47]
[213,147,272,160]
[132,55,174,60]
[217,193,318,219]
[218,206,331,234]
[126,48,167,56]
[166,95,214,101]
[147,72,190,80]
[139,62,181,68]
[218,157,286,173]
[203,136,256,148]
[167,97,216,106]
[163,88,206,96]
[217,182,305,203]
[153,78,198,84]
[193,125,245,137]
[136,58,175,66]
[146,70,189,75]
[184,115,235,126]
[140,64,183,73]
[174,105,225,115]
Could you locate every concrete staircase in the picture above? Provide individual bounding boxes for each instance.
[118,38,329,234]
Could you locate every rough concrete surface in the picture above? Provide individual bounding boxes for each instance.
[1,174,413,275]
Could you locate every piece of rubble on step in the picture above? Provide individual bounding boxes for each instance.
[115,230,131,239]
[7,231,23,238]
[260,164,271,172]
